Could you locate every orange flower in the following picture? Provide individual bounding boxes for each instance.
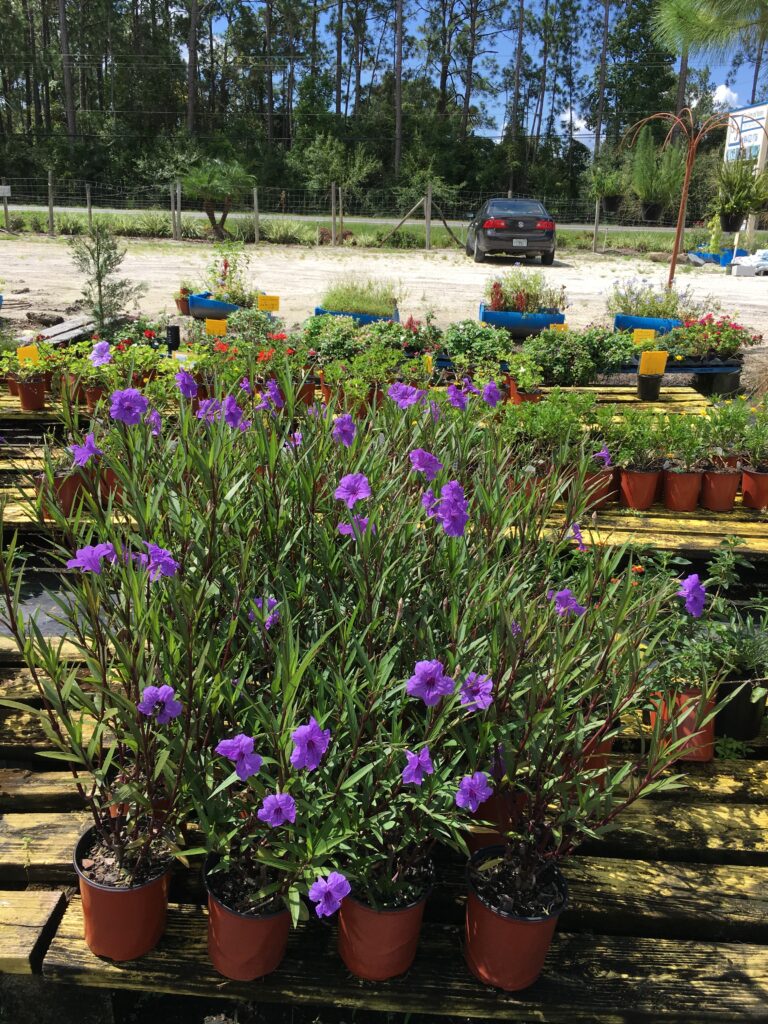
[257,348,275,362]
[631,565,645,574]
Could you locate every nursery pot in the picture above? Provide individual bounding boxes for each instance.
[720,211,745,233]
[205,864,290,981]
[619,469,660,511]
[296,378,318,406]
[166,325,181,352]
[637,374,662,402]
[742,469,768,510]
[35,472,83,518]
[65,373,86,404]
[175,297,190,317]
[100,467,123,504]
[641,201,663,222]
[583,468,616,509]
[506,376,542,405]
[663,470,703,513]
[17,376,47,412]
[74,826,171,961]
[651,690,715,762]
[6,374,19,397]
[85,385,107,414]
[338,891,428,981]
[467,790,528,854]
[465,846,567,991]
[700,470,740,512]
[715,679,767,741]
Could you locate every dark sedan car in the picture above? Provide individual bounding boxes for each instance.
[465,198,556,265]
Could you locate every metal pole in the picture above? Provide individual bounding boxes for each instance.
[253,187,260,244]
[176,180,182,240]
[592,197,601,253]
[331,182,337,245]
[425,182,432,251]
[86,184,93,231]
[48,170,55,236]
[1,178,9,231]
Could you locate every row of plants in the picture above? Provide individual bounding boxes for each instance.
[0,356,758,991]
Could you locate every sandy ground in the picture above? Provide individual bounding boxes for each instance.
[1,235,768,336]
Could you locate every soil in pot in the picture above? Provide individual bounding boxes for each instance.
[619,469,661,510]
[17,377,47,412]
[700,469,740,512]
[465,846,567,991]
[663,470,703,512]
[338,889,428,981]
[74,826,172,961]
[743,468,768,510]
[715,680,767,741]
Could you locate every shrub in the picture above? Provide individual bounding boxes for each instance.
[27,211,48,233]
[55,213,86,235]
[261,219,316,245]
[442,320,509,363]
[136,212,173,238]
[180,217,208,240]
[302,314,364,363]
[522,326,636,386]
[68,224,147,331]
[320,277,399,316]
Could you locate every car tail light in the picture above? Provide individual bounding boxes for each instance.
[482,218,507,229]
[536,219,555,230]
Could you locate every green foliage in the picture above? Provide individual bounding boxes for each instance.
[606,279,715,320]
[630,126,685,209]
[68,224,147,331]
[320,277,399,316]
[303,315,364,364]
[484,269,568,314]
[442,321,509,363]
[521,326,635,386]
[715,158,768,217]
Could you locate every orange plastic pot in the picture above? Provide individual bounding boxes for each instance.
[6,374,19,396]
[650,689,715,763]
[505,376,542,405]
[175,297,191,316]
[35,473,83,518]
[338,892,427,981]
[85,385,108,413]
[663,470,702,512]
[743,469,768,510]
[467,790,527,854]
[296,379,318,406]
[66,373,87,404]
[207,887,290,981]
[583,734,614,772]
[700,470,740,512]
[465,847,566,991]
[619,469,660,510]
[583,468,616,509]
[17,377,47,412]
[74,827,170,961]
[100,467,123,504]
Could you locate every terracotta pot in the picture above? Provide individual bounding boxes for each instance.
[583,468,616,509]
[42,370,53,393]
[85,385,107,413]
[296,379,318,406]
[66,373,87,404]
[619,469,660,510]
[465,846,567,991]
[663,470,702,512]
[322,383,384,417]
[505,376,542,405]
[206,883,290,981]
[100,467,123,504]
[583,734,614,772]
[175,297,191,316]
[700,470,740,512]
[650,689,715,763]
[467,790,527,854]
[742,469,768,510]
[17,377,47,411]
[35,472,83,518]
[74,827,171,961]
[6,374,19,396]
[338,892,427,981]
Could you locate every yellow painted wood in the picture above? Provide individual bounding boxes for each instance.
[0,889,64,974]
[0,812,89,882]
[0,635,83,663]
[0,770,83,811]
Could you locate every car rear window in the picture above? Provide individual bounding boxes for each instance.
[487,200,546,216]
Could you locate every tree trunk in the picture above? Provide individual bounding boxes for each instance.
[57,0,77,149]
[394,0,403,172]
[335,0,343,116]
[186,0,199,133]
[752,34,765,104]
[460,0,478,136]
[203,199,224,239]
[42,0,52,129]
[508,0,525,191]
[592,0,609,162]
[265,0,274,143]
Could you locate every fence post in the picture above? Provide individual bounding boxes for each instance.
[1,178,9,231]
[253,187,260,244]
[338,185,344,240]
[48,170,55,236]
[591,198,601,253]
[331,182,337,246]
[176,181,182,239]
[170,184,176,238]
[86,184,93,231]
[425,183,432,251]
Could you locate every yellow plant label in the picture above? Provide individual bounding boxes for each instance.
[257,294,280,312]
[17,345,40,364]
[633,328,657,343]
[205,319,227,336]
[550,323,568,332]
[638,350,669,375]
[424,354,433,373]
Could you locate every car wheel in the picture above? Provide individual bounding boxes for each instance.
[541,250,555,266]
[473,238,485,263]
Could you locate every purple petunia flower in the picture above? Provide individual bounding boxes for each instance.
[144,542,179,581]
[678,574,706,618]
[407,659,455,706]
[223,395,244,430]
[175,369,198,399]
[338,516,375,538]
[257,792,296,828]
[446,384,469,411]
[409,448,443,482]
[332,414,356,448]
[249,596,280,630]
[309,872,350,917]
[110,388,149,426]
[66,542,117,574]
[387,382,425,409]
[290,716,331,772]
[460,672,494,711]
[594,446,612,467]
[455,771,493,813]
[286,431,302,448]
[547,587,587,617]
[482,381,502,407]
[463,377,482,397]
[434,480,469,538]
[70,432,103,467]
[334,472,371,509]
[90,341,112,367]
[402,746,433,786]
[146,408,162,437]
[215,733,263,781]
[196,398,222,423]
[137,684,183,725]
[571,523,587,552]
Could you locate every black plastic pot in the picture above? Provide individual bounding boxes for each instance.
[641,201,663,222]
[601,195,621,214]
[692,370,740,397]
[715,680,767,741]
[166,325,181,353]
[637,374,662,401]
[720,212,745,233]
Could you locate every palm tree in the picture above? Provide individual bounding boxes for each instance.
[183,160,255,240]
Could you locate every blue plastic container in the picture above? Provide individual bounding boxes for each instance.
[613,314,682,336]
[478,305,565,338]
[719,247,749,267]
[188,292,240,319]
[313,307,399,326]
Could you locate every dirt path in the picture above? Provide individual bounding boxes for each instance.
[1,235,767,336]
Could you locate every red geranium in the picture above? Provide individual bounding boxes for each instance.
[214,341,230,353]
[268,332,288,342]
[257,348,275,362]
[143,329,156,340]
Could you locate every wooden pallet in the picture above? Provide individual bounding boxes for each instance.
[540,385,711,415]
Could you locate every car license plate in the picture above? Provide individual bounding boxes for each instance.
[512,238,527,248]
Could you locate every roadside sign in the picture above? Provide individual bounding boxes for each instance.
[0,186,10,198]
[257,294,280,312]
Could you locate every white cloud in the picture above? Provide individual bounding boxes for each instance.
[559,107,589,134]
[712,84,739,109]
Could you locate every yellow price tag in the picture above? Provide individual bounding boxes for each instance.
[633,328,657,343]
[17,344,40,364]
[550,323,568,332]
[424,354,433,374]
[638,350,669,375]
[257,294,280,312]
[205,319,227,336]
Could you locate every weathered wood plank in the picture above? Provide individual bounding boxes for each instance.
[43,900,768,1022]
[0,770,83,812]
[0,889,65,974]
[0,636,84,664]
[0,812,89,882]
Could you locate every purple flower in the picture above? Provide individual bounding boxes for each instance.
[402,746,433,786]
[463,377,482,397]
[215,733,263,781]
[429,400,441,423]
[446,384,469,410]
[110,388,149,426]
[250,596,279,630]
[66,542,117,574]
[175,369,198,399]
[571,523,587,552]
[196,398,222,423]
[547,587,587,617]
[137,684,183,725]
[594,446,612,467]
[338,516,375,538]
[334,472,371,509]
[90,341,112,367]
[290,716,331,772]
[332,414,356,448]
[256,379,285,413]
[482,381,502,407]
[286,431,302,448]
[409,448,443,482]
[460,672,494,711]
[70,432,103,467]
[146,409,162,437]
[407,659,455,706]
[455,771,493,813]
[223,395,244,430]
[257,792,296,827]
[309,872,350,918]
[435,480,469,538]
[240,377,252,394]
[510,621,522,636]
[421,488,439,517]
[387,382,425,409]
[144,542,179,581]
[678,574,706,618]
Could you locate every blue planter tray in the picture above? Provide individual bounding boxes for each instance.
[188,292,240,319]
[478,305,565,337]
[613,314,682,335]
[313,307,399,326]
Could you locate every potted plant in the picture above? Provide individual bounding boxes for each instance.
[630,126,684,223]
[741,403,768,510]
[604,279,710,336]
[521,325,635,387]
[615,409,665,510]
[480,270,567,338]
[700,402,745,512]
[34,445,87,519]
[321,341,404,415]
[315,277,400,326]
[505,352,544,403]
[11,356,48,411]
[440,320,509,375]
[710,610,768,741]
[662,414,704,512]
[190,244,259,318]
[714,157,768,233]
[588,160,626,215]
[174,280,195,316]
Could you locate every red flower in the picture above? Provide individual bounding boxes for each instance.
[287,347,296,356]
[268,332,287,342]
[214,341,230,353]
[257,348,275,362]
[143,329,156,339]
